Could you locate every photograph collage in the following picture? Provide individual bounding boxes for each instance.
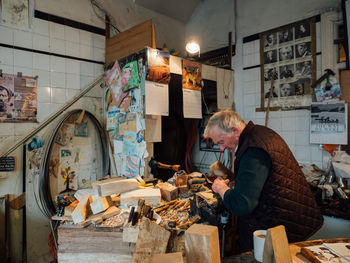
[262,22,314,105]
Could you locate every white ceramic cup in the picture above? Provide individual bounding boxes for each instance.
[253,230,267,262]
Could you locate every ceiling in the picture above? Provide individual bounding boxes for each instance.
[134,0,200,23]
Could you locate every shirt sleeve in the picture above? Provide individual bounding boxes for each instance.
[223,147,271,216]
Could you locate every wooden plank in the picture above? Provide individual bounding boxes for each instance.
[71,196,92,224]
[106,19,153,65]
[120,188,161,207]
[185,224,221,263]
[144,115,162,142]
[132,217,171,263]
[263,225,292,263]
[90,196,112,214]
[9,193,25,209]
[152,252,183,263]
[95,178,139,197]
[123,224,140,243]
[340,70,350,153]
[102,206,121,220]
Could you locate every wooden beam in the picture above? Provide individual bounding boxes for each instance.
[120,188,161,207]
[105,19,153,65]
[95,178,139,197]
[71,196,92,224]
[90,196,111,214]
[185,224,221,263]
[132,217,171,263]
[156,182,178,202]
[263,225,292,263]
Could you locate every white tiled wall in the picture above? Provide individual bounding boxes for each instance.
[240,22,323,167]
[0,16,105,145]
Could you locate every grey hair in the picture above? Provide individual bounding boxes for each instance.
[204,110,244,137]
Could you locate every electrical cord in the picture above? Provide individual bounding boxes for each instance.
[90,0,121,34]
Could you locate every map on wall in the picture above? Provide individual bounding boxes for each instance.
[1,0,29,28]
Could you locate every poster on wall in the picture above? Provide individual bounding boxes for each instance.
[310,101,347,145]
[1,0,31,28]
[261,19,316,110]
[182,59,202,91]
[146,47,170,84]
[0,73,37,122]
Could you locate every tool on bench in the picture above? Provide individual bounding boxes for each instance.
[148,158,181,178]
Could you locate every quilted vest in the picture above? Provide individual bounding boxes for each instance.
[234,121,323,251]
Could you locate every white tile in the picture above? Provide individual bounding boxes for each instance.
[14,30,32,49]
[14,66,33,77]
[50,38,65,54]
[50,56,65,72]
[37,86,51,103]
[244,81,255,94]
[295,145,311,163]
[281,115,296,131]
[50,71,65,88]
[295,131,310,146]
[0,123,15,136]
[243,93,255,107]
[64,26,80,43]
[79,30,92,45]
[295,116,309,131]
[281,131,296,146]
[0,26,13,45]
[14,123,38,136]
[81,62,94,76]
[0,47,14,65]
[310,144,323,163]
[14,50,32,68]
[33,34,50,52]
[37,103,52,121]
[80,75,94,89]
[66,88,79,99]
[32,18,49,36]
[66,59,80,75]
[0,64,14,74]
[33,53,50,71]
[65,41,80,58]
[268,117,282,131]
[66,73,80,89]
[79,44,92,60]
[51,87,66,103]
[35,69,50,87]
[93,47,104,62]
[94,63,104,76]
[92,34,105,48]
[49,22,65,40]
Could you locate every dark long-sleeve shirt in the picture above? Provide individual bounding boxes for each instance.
[223,148,271,216]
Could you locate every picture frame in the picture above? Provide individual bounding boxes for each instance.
[259,18,317,111]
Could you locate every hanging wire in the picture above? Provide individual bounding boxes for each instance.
[90,0,121,34]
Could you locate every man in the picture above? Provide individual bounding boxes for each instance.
[0,85,11,115]
[204,110,323,252]
[280,83,294,97]
[296,42,311,57]
[279,46,293,61]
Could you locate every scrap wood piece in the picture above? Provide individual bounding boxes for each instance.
[132,217,171,263]
[263,225,292,263]
[102,206,121,220]
[121,188,161,207]
[87,213,103,225]
[71,195,92,224]
[156,182,178,202]
[90,196,112,214]
[9,193,25,209]
[95,178,139,197]
[151,252,183,263]
[185,223,220,263]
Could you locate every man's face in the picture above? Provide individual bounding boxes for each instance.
[0,89,9,111]
[208,125,239,152]
[297,44,306,55]
[280,84,290,96]
[280,47,292,60]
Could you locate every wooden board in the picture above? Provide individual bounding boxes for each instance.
[185,224,221,263]
[156,182,178,201]
[90,196,111,214]
[340,70,350,153]
[105,19,153,65]
[132,217,171,263]
[152,252,183,263]
[57,225,133,263]
[96,178,139,197]
[102,206,121,220]
[120,188,161,207]
[263,225,292,263]
[71,196,92,224]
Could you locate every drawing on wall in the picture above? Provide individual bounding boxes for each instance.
[56,123,75,146]
[260,20,315,110]
[0,73,37,122]
[1,0,29,28]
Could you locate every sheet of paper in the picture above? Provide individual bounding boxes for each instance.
[183,88,202,119]
[145,80,169,116]
[135,140,147,158]
[310,101,348,145]
[113,140,123,154]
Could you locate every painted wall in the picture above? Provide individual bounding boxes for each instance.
[185,0,235,53]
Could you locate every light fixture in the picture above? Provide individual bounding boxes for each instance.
[186,40,200,56]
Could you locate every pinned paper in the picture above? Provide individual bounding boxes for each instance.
[125,155,140,177]
[136,140,147,158]
[113,140,123,154]
[107,110,120,131]
[145,80,169,116]
[105,60,122,105]
[183,89,202,119]
[121,61,141,91]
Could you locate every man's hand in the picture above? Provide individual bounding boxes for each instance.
[212,177,230,199]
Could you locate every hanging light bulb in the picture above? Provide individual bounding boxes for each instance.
[186,40,200,55]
